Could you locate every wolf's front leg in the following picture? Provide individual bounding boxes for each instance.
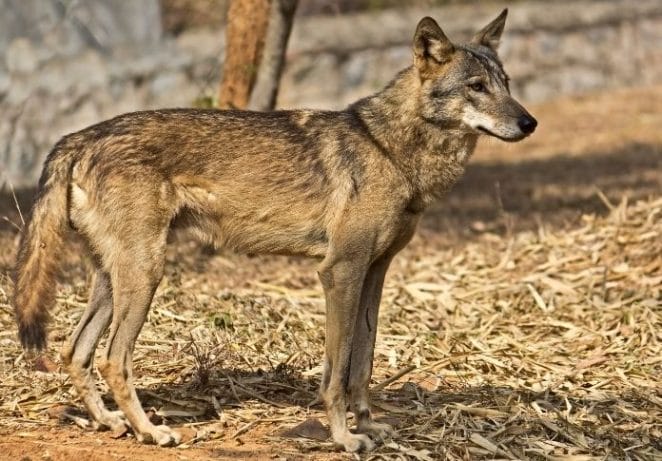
[348,256,395,441]
[318,255,375,452]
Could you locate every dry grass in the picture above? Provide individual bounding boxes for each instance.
[0,87,660,459]
[0,192,659,460]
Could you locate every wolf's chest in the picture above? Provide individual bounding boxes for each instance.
[410,134,478,209]
[441,134,477,165]
[452,143,474,164]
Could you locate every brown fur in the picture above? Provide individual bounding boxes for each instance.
[14,10,535,452]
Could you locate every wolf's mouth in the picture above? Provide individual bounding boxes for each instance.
[477,126,526,143]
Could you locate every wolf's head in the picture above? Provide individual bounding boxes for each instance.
[413,10,536,142]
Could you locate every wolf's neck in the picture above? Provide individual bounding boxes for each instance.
[349,67,479,211]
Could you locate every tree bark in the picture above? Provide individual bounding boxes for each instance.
[217,0,271,109]
[248,0,298,111]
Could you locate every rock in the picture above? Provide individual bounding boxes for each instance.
[0,70,9,98]
[150,71,187,97]
[5,38,40,73]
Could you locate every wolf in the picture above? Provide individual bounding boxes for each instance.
[14,9,535,452]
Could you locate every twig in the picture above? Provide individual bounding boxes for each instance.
[373,365,417,392]
[8,180,25,227]
[222,372,288,408]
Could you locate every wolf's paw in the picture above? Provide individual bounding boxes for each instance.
[356,420,395,441]
[136,424,182,446]
[334,431,376,452]
[93,410,128,433]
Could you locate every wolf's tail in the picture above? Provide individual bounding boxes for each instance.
[14,136,79,351]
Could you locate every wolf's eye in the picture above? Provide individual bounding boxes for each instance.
[469,82,486,93]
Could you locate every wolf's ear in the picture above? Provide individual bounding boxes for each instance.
[471,9,508,51]
[413,17,455,74]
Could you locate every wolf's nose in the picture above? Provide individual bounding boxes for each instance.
[518,115,537,134]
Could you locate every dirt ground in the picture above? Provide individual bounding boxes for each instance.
[0,85,660,461]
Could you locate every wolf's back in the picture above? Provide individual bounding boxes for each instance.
[14,136,79,350]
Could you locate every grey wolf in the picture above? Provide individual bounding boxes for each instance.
[14,9,535,452]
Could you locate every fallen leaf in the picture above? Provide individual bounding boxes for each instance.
[110,425,129,439]
[280,418,329,441]
[177,427,198,443]
[575,354,608,370]
[46,404,75,421]
[34,355,58,373]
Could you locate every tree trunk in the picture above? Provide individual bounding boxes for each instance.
[217,0,271,109]
[248,0,298,111]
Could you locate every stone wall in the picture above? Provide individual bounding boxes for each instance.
[281,0,662,107]
[2,0,661,186]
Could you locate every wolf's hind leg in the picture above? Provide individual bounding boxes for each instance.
[62,270,127,432]
[99,241,181,446]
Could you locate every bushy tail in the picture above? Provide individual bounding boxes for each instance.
[14,137,79,351]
